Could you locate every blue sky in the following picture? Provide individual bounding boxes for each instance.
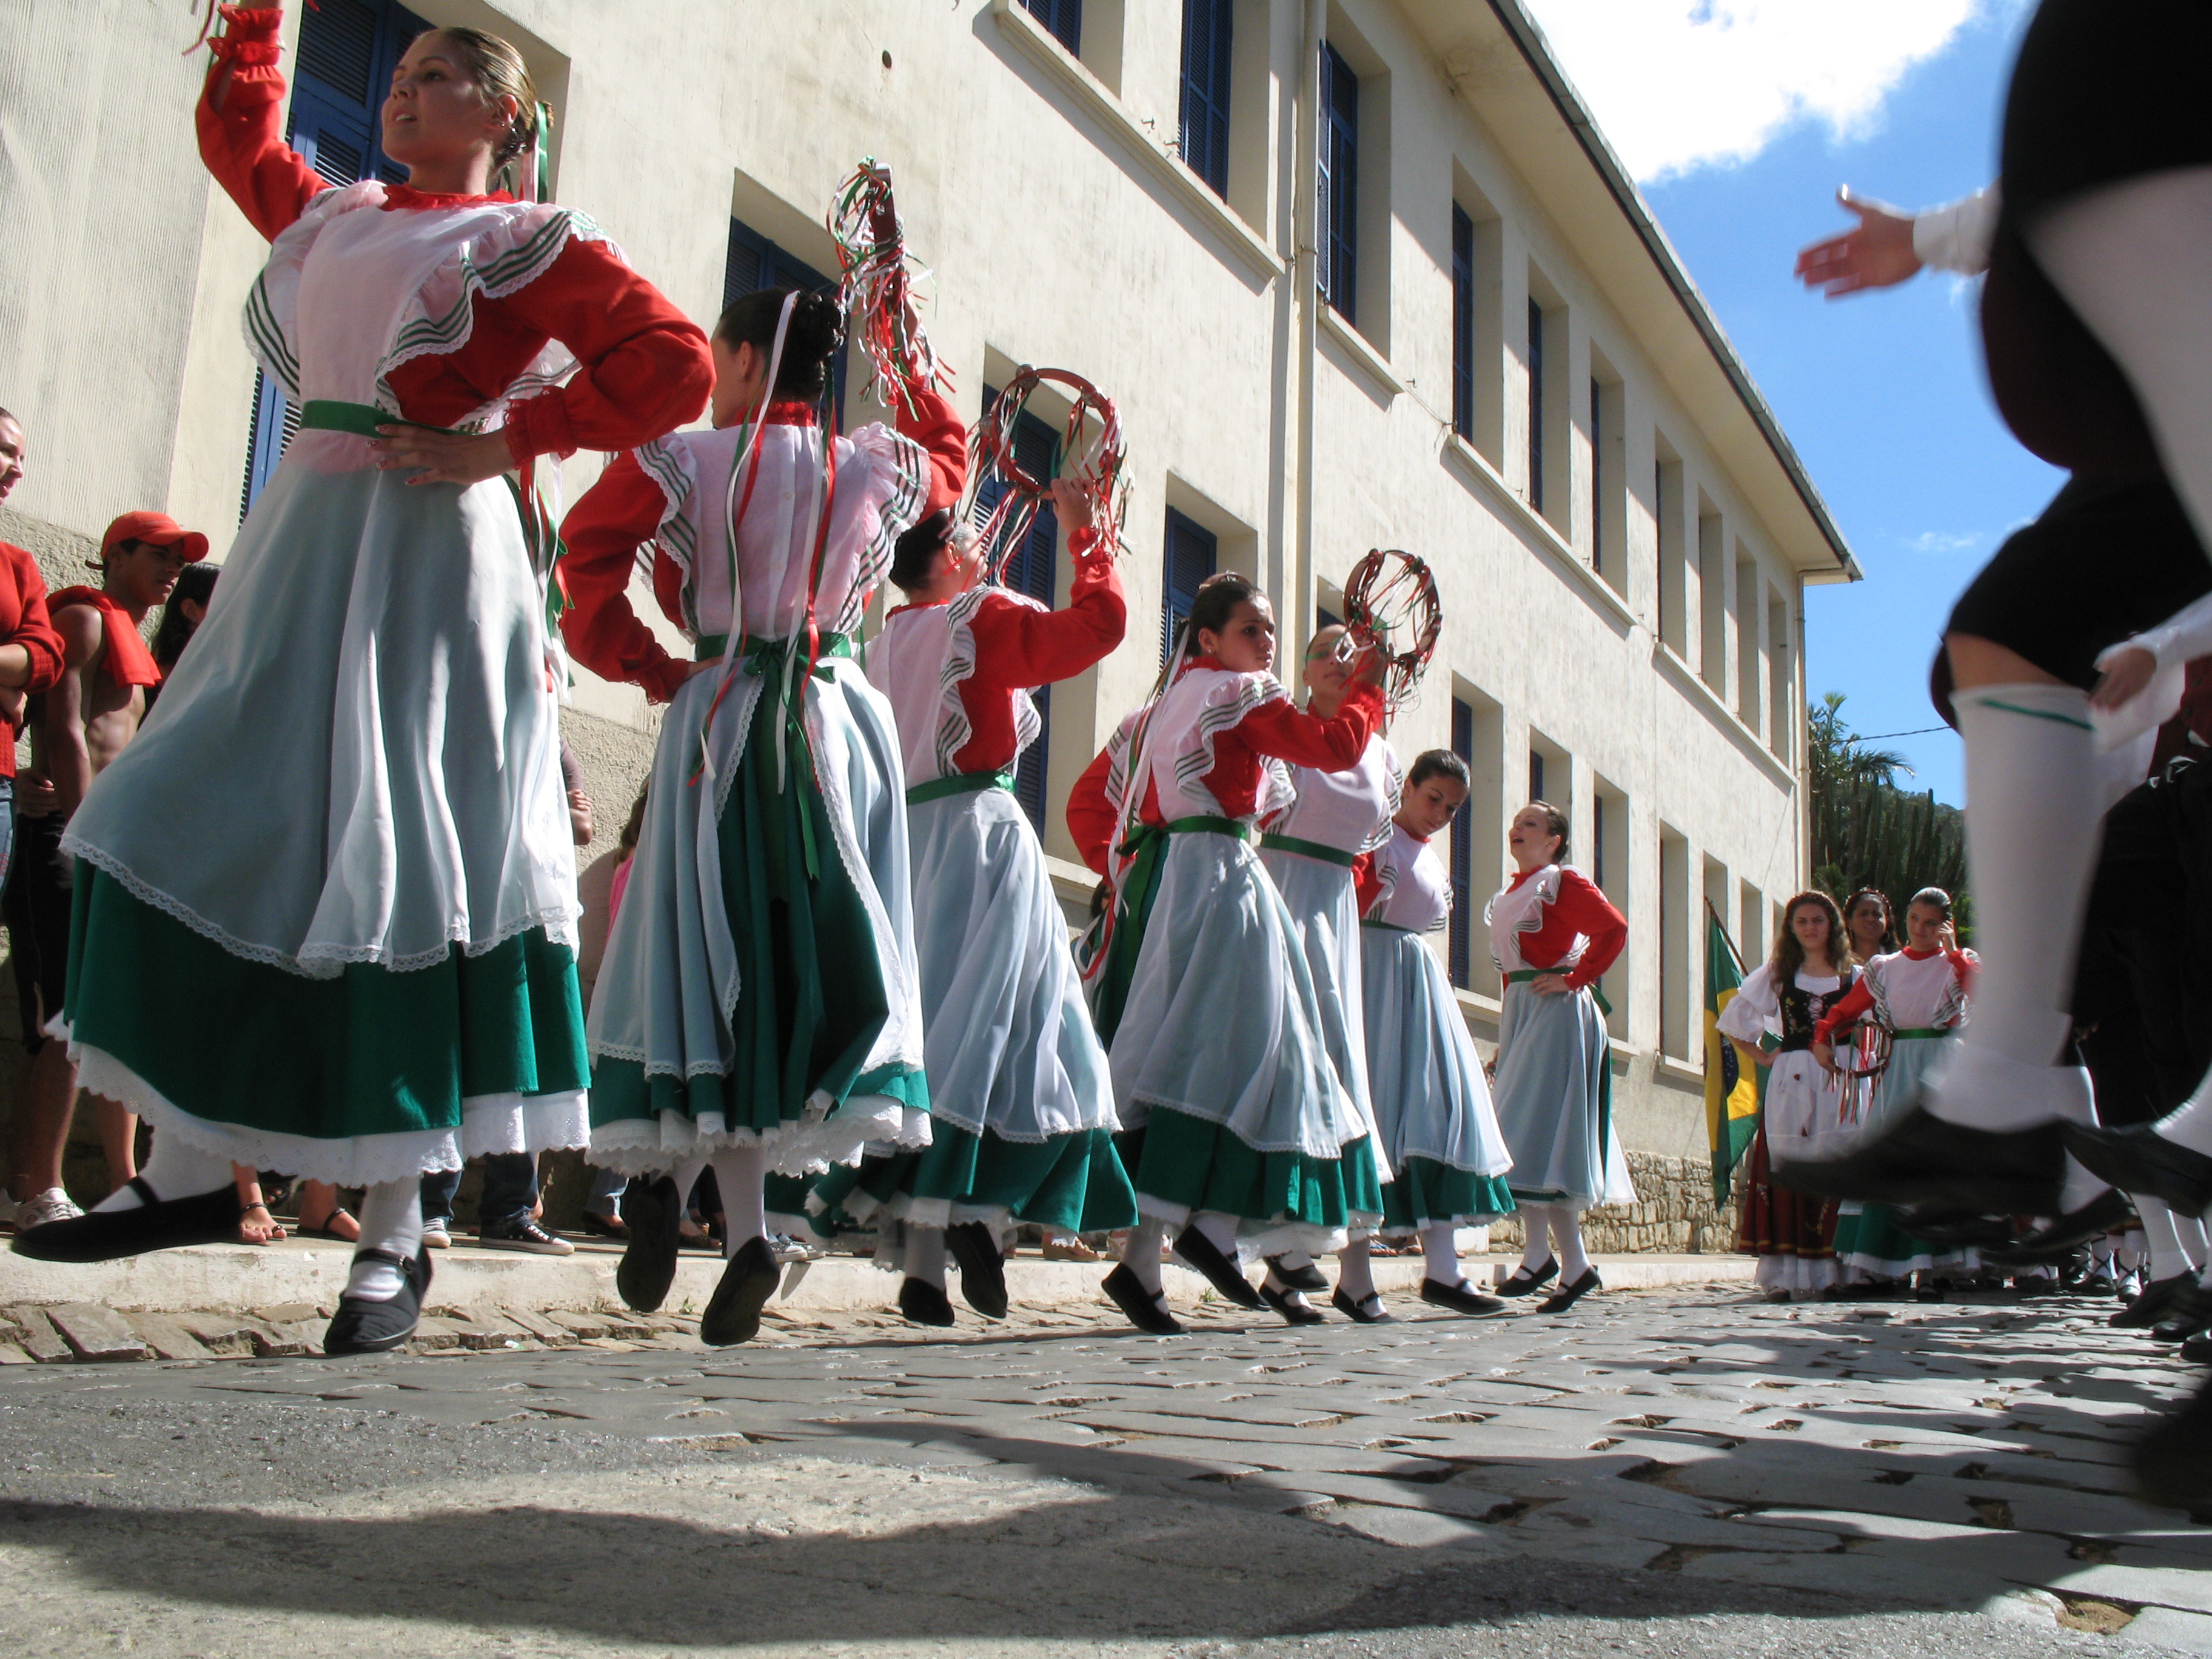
[1528,1,2052,803]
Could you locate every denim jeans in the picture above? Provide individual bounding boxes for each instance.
[420,1153,538,1230]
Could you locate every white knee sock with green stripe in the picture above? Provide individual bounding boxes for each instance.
[1934,684,2100,1131]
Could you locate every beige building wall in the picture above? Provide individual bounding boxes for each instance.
[0,0,1854,1164]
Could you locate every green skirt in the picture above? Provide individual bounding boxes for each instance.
[1379,1158,1519,1234]
[809,1124,1136,1237]
[1124,1106,1384,1249]
[64,862,587,1184]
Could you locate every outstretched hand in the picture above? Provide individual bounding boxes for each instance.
[370,425,514,487]
[1047,477,1096,535]
[1794,188,1922,298]
[2091,645,2157,712]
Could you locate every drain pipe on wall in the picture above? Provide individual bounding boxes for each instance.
[1287,0,1323,651]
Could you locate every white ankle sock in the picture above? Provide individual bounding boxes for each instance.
[2154,1080,2212,1158]
[1928,685,2097,1129]
[1335,1236,1377,1301]
[1421,1225,1463,1285]
[1274,1250,1315,1272]
[1193,1211,1239,1258]
[2181,1213,2210,1267]
[2136,1202,2187,1279]
[1124,1218,1167,1296]
[346,1179,424,1301]
[709,1145,769,1251]
[1555,1211,1591,1282]
[905,1224,947,1288]
[671,1151,710,1210]
[2118,1228,2146,1273]
[90,1134,230,1213]
[1519,1205,1556,1273]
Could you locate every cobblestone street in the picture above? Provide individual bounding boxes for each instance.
[0,1282,2207,1657]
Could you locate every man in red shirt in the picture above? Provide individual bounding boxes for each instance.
[0,409,71,1229]
[8,510,201,1232]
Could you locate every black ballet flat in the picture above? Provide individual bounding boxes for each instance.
[1772,1101,2064,1215]
[322,1247,431,1356]
[1981,1187,2134,1266]
[2183,1330,2212,1366]
[10,1179,241,1263]
[1330,1287,1392,1324]
[947,1220,1010,1319]
[2151,1281,2212,1345]
[1172,1225,1264,1309]
[699,1236,782,1346]
[2065,1122,2212,1214]
[614,1176,682,1313]
[896,1274,956,1329]
[1420,1277,1506,1316]
[2113,1272,2194,1329]
[1536,1267,1602,1314]
[1260,1281,1325,1325]
[1266,1255,1330,1293]
[1103,1263,1184,1335]
[1494,1256,1558,1298]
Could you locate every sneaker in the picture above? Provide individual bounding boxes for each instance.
[476,1216,572,1255]
[13,1188,82,1232]
[420,1219,452,1250]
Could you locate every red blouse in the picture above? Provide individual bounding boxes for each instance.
[1067,742,1119,874]
[557,390,967,703]
[1503,865,1627,991]
[198,6,710,465]
[1809,946,1979,1045]
[1135,668,1382,825]
[0,543,64,779]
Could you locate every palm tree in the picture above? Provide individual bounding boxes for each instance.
[1806,692,1969,939]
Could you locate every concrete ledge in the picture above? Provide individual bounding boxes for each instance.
[0,1238,1754,1317]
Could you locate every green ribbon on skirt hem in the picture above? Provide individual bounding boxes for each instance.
[1119,1105,1383,1228]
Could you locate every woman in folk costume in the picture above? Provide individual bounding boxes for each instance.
[1252,623,1398,1324]
[1487,801,1631,1313]
[829,480,1135,1326]
[557,283,959,1346]
[1720,891,1856,1302]
[1814,888,1980,1291]
[1351,751,1517,1320]
[14,10,712,1359]
[1101,572,1386,1334]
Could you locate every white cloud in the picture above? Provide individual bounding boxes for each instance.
[1905,530,1980,554]
[1522,1,1994,183]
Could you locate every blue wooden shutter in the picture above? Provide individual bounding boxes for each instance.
[1450,696,1474,988]
[1590,375,1604,574]
[1021,0,1082,53]
[1161,509,1217,665]
[1451,204,1475,441]
[723,216,848,417]
[1178,0,1233,198]
[1318,44,1358,321]
[1527,298,1545,514]
[241,0,426,516]
[971,386,1062,831]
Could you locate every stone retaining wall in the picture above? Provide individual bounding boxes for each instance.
[1483,1151,1734,1255]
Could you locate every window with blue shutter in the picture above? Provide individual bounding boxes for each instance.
[241,0,428,517]
[1161,509,1218,665]
[1527,298,1545,514]
[1179,0,1233,198]
[723,216,848,418]
[1021,0,1082,53]
[1451,204,1475,442]
[1318,44,1358,321]
[1450,695,1474,988]
[1527,750,1544,804]
[972,386,1061,831]
[1589,375,1604,575]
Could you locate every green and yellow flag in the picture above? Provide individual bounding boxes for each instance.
[1704,910,1763,1206]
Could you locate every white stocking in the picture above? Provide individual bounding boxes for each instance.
[1421,1225,1464,1285]
[1518,1205,1556,1273]
[90,1134,229,1212]
[1122,1218,1167,1296]
[709,1145,769,1251]
[1335,1235,1376,1301]
[904,1224,947,1288]
[346,1179,424,1301]
[1554,1209,1592,1282]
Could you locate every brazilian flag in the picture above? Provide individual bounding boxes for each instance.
[1704,911,1764,1205]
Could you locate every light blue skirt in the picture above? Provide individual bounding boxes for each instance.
[1490,980,1632,1210]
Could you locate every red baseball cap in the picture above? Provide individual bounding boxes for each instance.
[100,511,208,563]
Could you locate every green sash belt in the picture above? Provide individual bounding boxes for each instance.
[1160,814,1252,843]
[1359,918,1415,933]
[1891,1026,1957,1041]
[907,770,1015,807]
[1259,832,1357,868]
[1091,816,1253,1047]
[1505,966,1612,1018]
[298,400,458,437]
[686,631,858,885]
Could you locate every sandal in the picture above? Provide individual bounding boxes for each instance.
[236,1202,286,1246]
[296,1205,360,1241]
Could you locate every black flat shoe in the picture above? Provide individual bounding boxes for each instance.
[10,1179,240,1262]
[1266,1255,1330,1293]
[1103,1263,1184,1335]
[1982,1187,2134,1266]
[322,1247,431,1355]
[2114,1272,2194,1329]
[1421,1277,1506,1316]
[1173,1225,1264,1309]
[1331,1287,1392,1323]
[578,1211,628,1239]
[1897,1208,2022,1251]
[1773,1102,2064,1213]
[1537,1267,1602,1313]
[2131,1373,2212,1513]
[1260,1281,1325,1325]
[2151,1281,2212,1344]
[2065,1122,2212,1214]
[614,1176,682,1313]
[2183,1330,2212,1365]
[946,1221,1009,1319]
[699,1236,781,1346]
[896,1275,956,1329]
[1495,1256,1558,1298]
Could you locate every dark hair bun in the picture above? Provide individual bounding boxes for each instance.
[712,286,846,401]
[785,289,846,369]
